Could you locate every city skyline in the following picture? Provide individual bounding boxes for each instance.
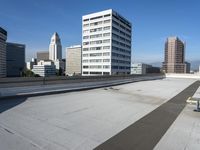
[1,0,200,63]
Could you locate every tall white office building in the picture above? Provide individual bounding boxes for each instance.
[49,32,62,61]
[82,9,132,76]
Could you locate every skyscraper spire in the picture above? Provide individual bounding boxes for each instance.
[49,32,62,61]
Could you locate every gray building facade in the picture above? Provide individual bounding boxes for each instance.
[0,27,7,77]
[6,42,25,77]
[37,51,49,62]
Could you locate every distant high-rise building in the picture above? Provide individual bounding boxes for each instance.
[6,42,25,77]
[185,62,191,73]
[37,51,49,62]
[49,32,62,61]
[0,27,7,77]
[66,45,82,76]
[163,37,186,73]
[82,9,132,76]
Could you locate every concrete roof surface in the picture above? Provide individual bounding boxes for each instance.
[0,78,199,150]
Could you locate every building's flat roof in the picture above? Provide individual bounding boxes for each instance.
[66,45,81,49]
[0,78,199,150]
[82,9,131,26]
[6,42,25,47]
[82,9,112,19]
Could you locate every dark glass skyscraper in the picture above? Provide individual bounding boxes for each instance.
[0,27,7,77]
[6,42,25,77]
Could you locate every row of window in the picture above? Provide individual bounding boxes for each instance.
[111,59,130,65]
[83,46,110,51]
[82,59,110,63]
[83,71,110,75]
[112,39,131,49]
[82,52,110,57]
[83,26,111,34]
[112,20,131,33]
[112,46,131,54]
[112,66,130,70]
[112,33,131,44]
[83,32,110,39]
[83,39,110,45]
[112,26,131,38]
[83,65,110,69]
[83,19,111,27]
[112,52,131,59]
[83,14,111,22]
[112,14,131,28]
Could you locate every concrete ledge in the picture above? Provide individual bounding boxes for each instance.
[0,73,164,88]
[0,76,164,100]
[166,73,200,79]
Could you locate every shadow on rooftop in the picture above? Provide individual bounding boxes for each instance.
[0,97,27,113]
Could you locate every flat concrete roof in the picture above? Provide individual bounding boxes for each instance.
[0,78,199,150]
[154,86,200,150]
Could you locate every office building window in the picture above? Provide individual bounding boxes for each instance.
[104,19,111,23]
[103,46,110,49]
[83,36,89,39]
[103,52,110,56]
[103,33,110,37]
[103,39,110,43]
[90,16,103,20]
[104,26,111,30]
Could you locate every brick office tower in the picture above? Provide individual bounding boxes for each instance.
[163,37,186,73]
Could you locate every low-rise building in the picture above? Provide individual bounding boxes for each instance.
[131,63,160,75]
[32,60,56,77]
[131,63,149,74]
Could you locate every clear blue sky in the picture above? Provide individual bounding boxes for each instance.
[0,0,199,63]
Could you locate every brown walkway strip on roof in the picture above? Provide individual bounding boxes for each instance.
[94,81,200,150]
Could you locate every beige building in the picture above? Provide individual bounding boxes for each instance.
[37,51,49,62]
[163,37,186,73]
[66,45,82,76]
[0,27,7,77]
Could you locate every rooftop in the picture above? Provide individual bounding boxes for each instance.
[0,78,199,150]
